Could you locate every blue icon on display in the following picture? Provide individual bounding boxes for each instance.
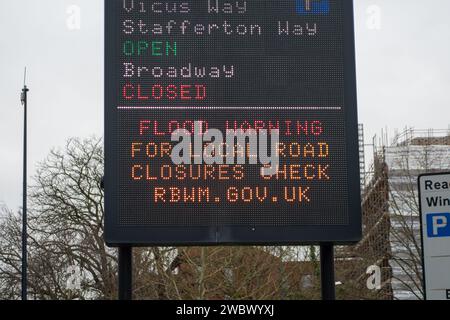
[427,213,450,238]
[296,0,330,15]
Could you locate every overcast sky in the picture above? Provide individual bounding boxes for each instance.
[1,0,450,210]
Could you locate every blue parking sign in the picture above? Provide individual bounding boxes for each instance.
[296,0,330,15]
[427,213,450,238]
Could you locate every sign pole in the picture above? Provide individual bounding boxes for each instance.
[118,246,132,300]
[320,243,336,300]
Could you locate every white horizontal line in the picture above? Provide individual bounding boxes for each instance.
[117,106,343,110]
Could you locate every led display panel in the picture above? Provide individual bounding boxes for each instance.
[105,0,362,245]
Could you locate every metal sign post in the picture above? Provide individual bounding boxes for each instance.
[118,247,132,300]
[320,244,336,300]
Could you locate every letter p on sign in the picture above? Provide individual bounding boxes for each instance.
[427,213,450,237]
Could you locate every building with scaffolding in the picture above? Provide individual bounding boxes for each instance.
[337,124,393,300]
[367,128,450,300]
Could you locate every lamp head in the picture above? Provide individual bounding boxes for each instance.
[20,86,29,105]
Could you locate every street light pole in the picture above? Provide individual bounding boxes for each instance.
[20,69,29,301]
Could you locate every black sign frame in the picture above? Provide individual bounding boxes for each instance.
[105,0,361,246]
